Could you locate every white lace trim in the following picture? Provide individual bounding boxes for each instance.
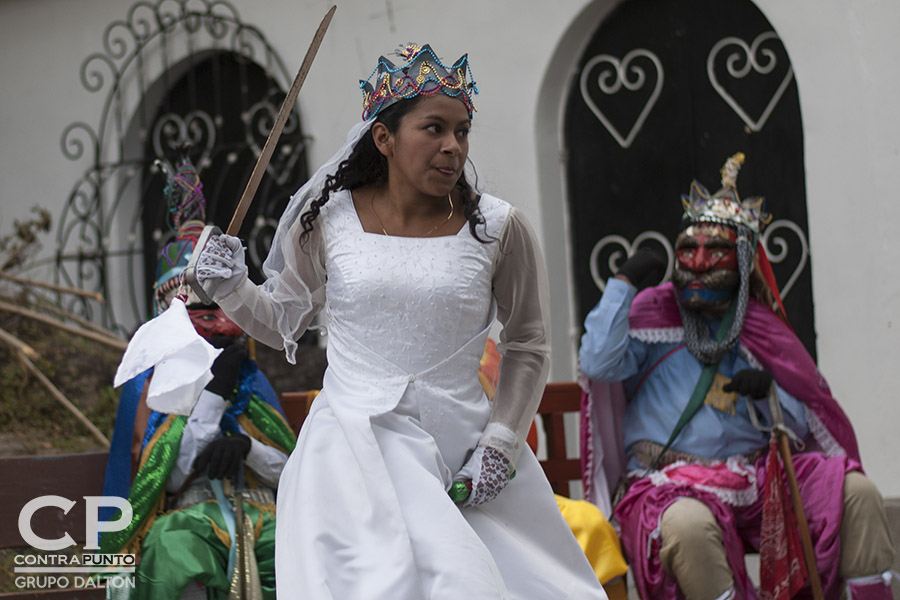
[640,455,760,507]
[805,405,844,457]
[844,570,898,595]
[712,586,737,600]
[577,374,595,501]
[629,327,684,344]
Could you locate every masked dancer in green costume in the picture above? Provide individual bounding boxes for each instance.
[100,158,296,600]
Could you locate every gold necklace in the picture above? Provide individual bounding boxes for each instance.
[371,192,454,237]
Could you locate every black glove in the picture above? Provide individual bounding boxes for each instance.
[616,248,667,291]
[723,369,774,399]
[193,433,252,480]
[205,338,247,398]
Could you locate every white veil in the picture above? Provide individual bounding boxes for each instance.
[247,119,374,363]
[263,119,373,279]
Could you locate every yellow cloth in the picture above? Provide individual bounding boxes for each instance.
[555,495,628,585]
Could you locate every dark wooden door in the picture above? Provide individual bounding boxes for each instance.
[565,0,816,357]
[141,51,309,316]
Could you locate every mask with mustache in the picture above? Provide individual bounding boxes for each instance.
[672,223,739,314]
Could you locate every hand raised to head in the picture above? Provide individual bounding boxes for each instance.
[616,248,667,291]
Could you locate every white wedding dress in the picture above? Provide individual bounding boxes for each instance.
[217,190,607,599]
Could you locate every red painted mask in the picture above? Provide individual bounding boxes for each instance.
[672,223,739,311]
[187,306,243,341]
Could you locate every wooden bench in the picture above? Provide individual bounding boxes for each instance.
[0,452,108,599]
[0,384,621,599]
[279,383,585,496]
[534,381,584,496]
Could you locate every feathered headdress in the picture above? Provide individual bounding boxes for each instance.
[153,157,208,314]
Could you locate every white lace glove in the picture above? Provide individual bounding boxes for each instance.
[453,445,514,507]
[194,234,248,300]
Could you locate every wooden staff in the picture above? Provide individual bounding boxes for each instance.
[227,5,336,236]
[0,299,128,351]
[0,327,110,448]
[185,5,336,304]
[768,386,824,600]
[0,270,105,303]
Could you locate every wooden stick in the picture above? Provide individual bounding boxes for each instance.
[0,327,110,448]
[27,295,126,339]
[0,270,105,303]
[0,299,128,351]
[0,326,38,359]
[226,5,337,236]
[768,384,824,600]
[775,430,824,600]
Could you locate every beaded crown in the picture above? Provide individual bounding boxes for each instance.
[681,153,771,234]
[359,43,478,121]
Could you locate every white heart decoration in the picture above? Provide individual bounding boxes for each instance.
[589,231,673,292]
[579,49,664,149]
[587,221,807,300]
[760,219,808,301]
[707,32,794,132]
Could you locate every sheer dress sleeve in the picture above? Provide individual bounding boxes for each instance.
[215,216,326,364]
[479,207,552,467]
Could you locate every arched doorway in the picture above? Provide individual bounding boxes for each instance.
[559,0,816,358]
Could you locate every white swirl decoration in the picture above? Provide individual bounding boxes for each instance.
[760,219,808,300]
[589,231,673,292]
[580,49,664,149]
[152,111,216,164]
[707,32,794,132]
[589,221,808,300]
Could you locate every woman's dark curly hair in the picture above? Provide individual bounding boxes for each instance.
[299,96,491,246]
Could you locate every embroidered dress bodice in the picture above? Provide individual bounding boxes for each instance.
[321,190,496,382]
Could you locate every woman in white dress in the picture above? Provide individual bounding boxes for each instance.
[195,43,607,600]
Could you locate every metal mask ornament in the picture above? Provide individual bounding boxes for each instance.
[154,218,205,314]
[680,152,771,234]
[674,153,764,364]
[360,43,478,121]
[673,223,740,312]
[674,152,770,313]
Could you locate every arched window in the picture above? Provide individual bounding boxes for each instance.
[56,1,309,335]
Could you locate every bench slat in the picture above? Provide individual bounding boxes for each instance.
[0,452,108,549]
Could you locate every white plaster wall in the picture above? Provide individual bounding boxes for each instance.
[755,1,900,498]
[1,0,897,496]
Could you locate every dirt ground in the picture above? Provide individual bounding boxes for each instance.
[0,303,327,458]
[0,294,328,593]
[0,307,121,457]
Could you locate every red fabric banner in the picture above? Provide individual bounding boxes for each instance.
[759,436,808,600]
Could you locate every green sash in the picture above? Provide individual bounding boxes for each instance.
[649,297,739,470]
